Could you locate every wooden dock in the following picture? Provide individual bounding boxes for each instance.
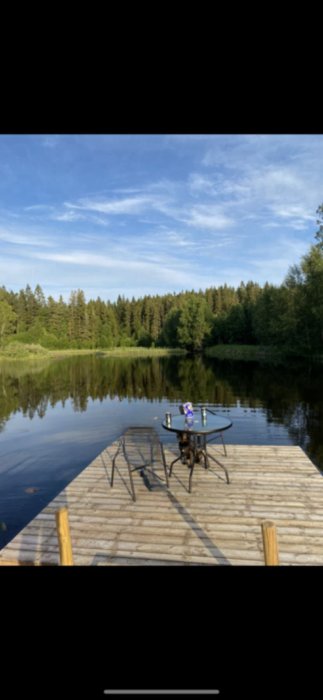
[1,442,323,565]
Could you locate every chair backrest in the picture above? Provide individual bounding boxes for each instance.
[122,427,161,467]
[178,404,185,414]
[123,426,160,441]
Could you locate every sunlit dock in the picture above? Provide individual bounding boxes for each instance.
[1,443,323,565]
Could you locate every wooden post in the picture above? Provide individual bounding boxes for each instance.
[261,520,279,565]
[55,507,74,565]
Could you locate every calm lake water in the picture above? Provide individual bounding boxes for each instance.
[1,353,323,549]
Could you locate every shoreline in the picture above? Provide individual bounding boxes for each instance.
[0,344,187,362]
[0,342,322,363]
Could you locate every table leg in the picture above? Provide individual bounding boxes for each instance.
[205,449,230,483]
[168,430,230,490]
[220,432,227,456]
[188,447,195,493]
[169,453,183,476]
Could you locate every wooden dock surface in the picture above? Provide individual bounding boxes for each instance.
[1,443,323,565]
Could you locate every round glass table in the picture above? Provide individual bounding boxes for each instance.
[162,412,232,493]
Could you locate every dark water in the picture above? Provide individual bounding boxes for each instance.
[1,353,323,548]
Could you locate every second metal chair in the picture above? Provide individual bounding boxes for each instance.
[111,426,169,502]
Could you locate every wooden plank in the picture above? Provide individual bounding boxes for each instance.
[0,559,53,566]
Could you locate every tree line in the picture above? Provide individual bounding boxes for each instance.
[0,205,323,355]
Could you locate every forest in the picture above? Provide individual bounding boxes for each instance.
[0,206,323,356]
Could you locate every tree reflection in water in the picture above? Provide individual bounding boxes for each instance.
[0,354,323,471]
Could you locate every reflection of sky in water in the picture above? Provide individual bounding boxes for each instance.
[0,396,293,448]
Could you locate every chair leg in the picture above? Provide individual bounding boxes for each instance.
[111,441,122,487]
[123,447,137,501]
[188,448,195,493]
[201,448,209,469]
[160,442,169,488]
[220,432,227,456]
[112,439,137,494]
[127,464,136,501]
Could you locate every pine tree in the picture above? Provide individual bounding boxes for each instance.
[0,300,17,344]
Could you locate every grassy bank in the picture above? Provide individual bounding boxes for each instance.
[49,347,187,358]
[0,343,187,361]
[0,343,51,360]
[1,342,322,364]
[205,344,285,362]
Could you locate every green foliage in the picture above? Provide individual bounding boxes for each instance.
[1,342,49,358]
[0,300,17,344]
[205,344,284,362]
[176,296,212,352]
[212,306,246,344]
[136,329,153,347]
[299,243,323,351]
[315,203,323,247]
[160,308,181,347]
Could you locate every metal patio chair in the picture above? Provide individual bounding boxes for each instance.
[111,427,169,502]
[204,408,228,457]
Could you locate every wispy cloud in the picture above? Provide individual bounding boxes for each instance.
[41,136,60,148]
[66,195,154,216]
[27,248,195,287]
[268,203,315,222]
[24,204,55,212]
[0,226,54,247]
[51,211,86,222]
[185,205,235,230]
[188,173,218,196]
[31,250,149,269]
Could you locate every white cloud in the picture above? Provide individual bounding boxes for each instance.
[27,249,194,287]
[52,211,86,222]
[185,205,235,230]
[66,195,154,215]
[163,231,197,247]
[268,203,314,221]
[263,221,284,229]
[64,189,180,221]
[188,173,216,195]
[41,136,60,148]
[31,250,146,268]
[0,226,54,247]
[24,204,55,212]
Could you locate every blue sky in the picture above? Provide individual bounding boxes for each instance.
[0,133,322,302]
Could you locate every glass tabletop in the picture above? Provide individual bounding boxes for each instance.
[162,412,232,435]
